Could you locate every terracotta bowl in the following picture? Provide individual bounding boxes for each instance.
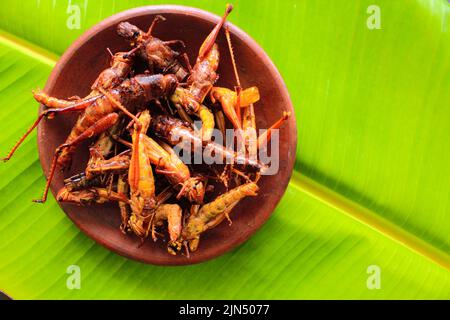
[38,5,297,265]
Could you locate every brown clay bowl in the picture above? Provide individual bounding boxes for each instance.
[37,5,297,265]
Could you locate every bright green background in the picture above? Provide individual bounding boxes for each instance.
[0,0,449,299]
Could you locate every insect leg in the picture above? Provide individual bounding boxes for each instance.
[225,26,242,123]
[33,113,120,203]
[197,4,233,62]
[33,90,100,109]
[257,111,291,149]
[179,53,193,73]
[163,40,186,48]
[1,100,98,162]
[145,15,166,37]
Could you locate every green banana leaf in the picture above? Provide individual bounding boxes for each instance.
[0,0,449,299]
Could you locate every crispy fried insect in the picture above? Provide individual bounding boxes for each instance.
[143,135,205,204]
[153,204,183,243]
[86,149,131,179]
[36,73,176,169]
[117,16,189,81]
[63,172,105,191]
[151,114,265,170]
[219,26,258,160]
[85,119,127,181]
[91,51,135,91]
[179,178,259,252]
[56,186,128,205]
[127,110,157,238]
[219,26,289,156]
[60,171,131,233]
[117,174,130,233]
[197,104,215,141]
[181,42,220,110]
[86,130,206,203]
[210,86,260,130]
[31,91,101,110]
[172,3,233,110]
[170,4,233,140]
[31,50,134,111]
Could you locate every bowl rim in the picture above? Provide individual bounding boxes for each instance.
[38,4,297,265]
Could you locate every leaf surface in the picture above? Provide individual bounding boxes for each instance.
[0,0,449,299]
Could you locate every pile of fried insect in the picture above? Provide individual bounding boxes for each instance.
[3,5,290,256]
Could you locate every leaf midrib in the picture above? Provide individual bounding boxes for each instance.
[0,29,58,67]
[2,28,448,272]
[290,172,450,271]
